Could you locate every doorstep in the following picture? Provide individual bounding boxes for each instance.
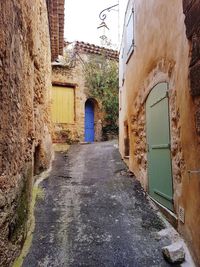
[149,196,178,229]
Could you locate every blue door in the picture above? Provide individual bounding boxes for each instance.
[85,100,94,142]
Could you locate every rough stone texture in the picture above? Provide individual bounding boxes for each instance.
[52,61,95,143]
[129,107,147,190]
[119,1,200,265]
[0,1,52,266]
[162,242,185,264]
[189,61,200,96]
[183,0,200,96]
[183,0,200,38]
[195,108,200,134]
[182,0,194,13]
[51,42,118,143]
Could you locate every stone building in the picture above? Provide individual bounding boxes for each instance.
[0,0,64,265]
[119,0,200,264]
[51,41,118,143]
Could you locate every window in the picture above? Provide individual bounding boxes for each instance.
[119,45,125,87]
[119,89,122,111]
[119,2,135,83]
[126,7,134,62]
[51,86,75,123]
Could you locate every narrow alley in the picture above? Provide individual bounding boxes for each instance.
[1,1,200,266]
[23,141,177,267]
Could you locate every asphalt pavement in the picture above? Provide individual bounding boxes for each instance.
[23,141,178,267]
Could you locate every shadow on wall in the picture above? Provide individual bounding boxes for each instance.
[34,144,45,175]
[124,121,130,157]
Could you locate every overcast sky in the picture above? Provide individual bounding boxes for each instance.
[64,0,128,49]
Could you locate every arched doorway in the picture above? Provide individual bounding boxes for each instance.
[85,99,95,142]
[146,82,173,211]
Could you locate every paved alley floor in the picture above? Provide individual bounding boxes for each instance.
[23,141,177,267]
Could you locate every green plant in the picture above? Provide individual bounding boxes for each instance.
[84,54,119,138]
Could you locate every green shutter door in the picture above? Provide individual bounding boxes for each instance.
[146,83,173,211]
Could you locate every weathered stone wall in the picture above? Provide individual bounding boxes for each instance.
[52,53,103,143]
[119,0,200,264]
[183,0,200,97]
[52,61,88,142]
[0,1,52,265]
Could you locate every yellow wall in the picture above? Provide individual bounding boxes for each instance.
[51,86,74,124]
[119,0,200,264]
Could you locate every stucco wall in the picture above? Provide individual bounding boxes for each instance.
[0,1,52,265]
[119,0,200,264]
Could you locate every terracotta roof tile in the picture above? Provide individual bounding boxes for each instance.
[67,41,119,60]
[46,0,65,61]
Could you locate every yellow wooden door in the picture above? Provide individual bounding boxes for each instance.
[51,86,74,123]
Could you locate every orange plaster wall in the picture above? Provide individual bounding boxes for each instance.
[119,0,200,264]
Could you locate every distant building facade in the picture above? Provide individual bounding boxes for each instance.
[119,0,200,264]
[51,41,118,143]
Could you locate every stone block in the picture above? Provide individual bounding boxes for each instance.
[162,242,185,264]
[189,61,200,96]
[182,0,195,13]
[195,109,200,134]
[184,0,200,38]
[190,34,200,66]
[0,192,6,208]
[0,0,52,265]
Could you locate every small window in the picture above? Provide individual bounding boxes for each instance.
[122,47,126,85]
[51,86,75,123]
[126,8,134,62]
[119,89,122,111]
[119,46,125,87]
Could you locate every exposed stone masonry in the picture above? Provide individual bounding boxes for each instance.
[183,1,200,138]
[130,107,147,190]
[51,41,118,143]
[183,0,200,96]
[0,1,52,265]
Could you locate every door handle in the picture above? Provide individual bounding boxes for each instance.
[151,144,170,149]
